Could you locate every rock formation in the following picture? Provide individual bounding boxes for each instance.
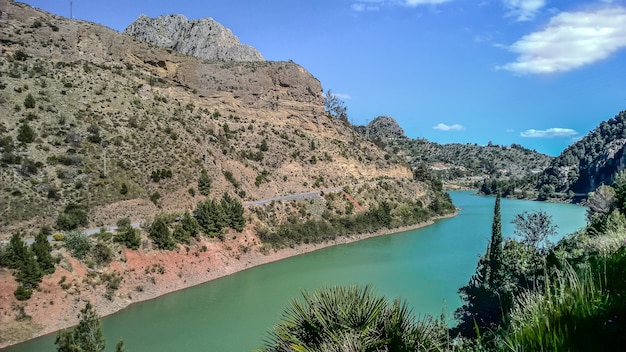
[124,14,264,62]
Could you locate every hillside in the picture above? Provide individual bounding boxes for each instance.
[357,116,552,184]
[0,0,416,237]
[537,110,626,195]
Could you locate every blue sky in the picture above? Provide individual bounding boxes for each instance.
[22,0,626,156]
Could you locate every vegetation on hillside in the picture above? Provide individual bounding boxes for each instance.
[537,110,626,196]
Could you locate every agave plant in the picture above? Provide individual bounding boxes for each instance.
[260,285,447,352]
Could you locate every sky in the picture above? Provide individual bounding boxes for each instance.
[20,0,626,156]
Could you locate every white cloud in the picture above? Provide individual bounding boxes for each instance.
[499,7,626,74]
[403,0,453,6]
[433,123,465,131]
[351,0,451,11]
[502,0,546,21]
[520,128,578,138]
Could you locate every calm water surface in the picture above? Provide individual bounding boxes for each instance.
[4,191,587,351]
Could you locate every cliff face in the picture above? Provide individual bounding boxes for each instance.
[124,14,265,62]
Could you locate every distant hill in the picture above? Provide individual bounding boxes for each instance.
[356,116,552,183]
[537,110,626,195]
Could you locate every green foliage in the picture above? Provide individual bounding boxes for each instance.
[55,302,106,352]
[172,225,190,244]
[198,169,212,196]
[221,193,246,231]
[64,232,92,260]
[260,285,447,352]
[613,170,626,215]
[32,228,55,274]
[223,170,240,188]
[17,123,36,143]
[23,93,36,109]
[537,111,626,194]
[14,285,33,301]
[193,194,245,237]
[113,217,140,250]
[150,168,172,182]
[181,212,200,238]
[149,192,160,205]
[512,210,557,251]
[90,242,113,266]
[56,204,89,231]
[13,50,29,61]
[149,216,176,250]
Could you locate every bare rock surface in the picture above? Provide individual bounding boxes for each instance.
[124,14,264,62]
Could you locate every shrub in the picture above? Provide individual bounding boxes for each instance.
[23,93,36,109]
[56,204,89,231]
[17,123,36,143]
[150,192,161,205]
[113,218,140,250]
[64,232,92,260]
[13,50,29,61]
[52,233,65,241]
[14,285,32,301]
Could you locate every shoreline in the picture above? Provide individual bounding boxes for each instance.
[0,212,457,349]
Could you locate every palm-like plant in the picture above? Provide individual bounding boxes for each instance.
[260,285,447,352]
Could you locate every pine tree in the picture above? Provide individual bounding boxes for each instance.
[7,232,28,269]
[198,169,212,196]
[15,247,43,288]
[149,216,175,250]
[56,302,106,352]
[32,228,55,274]
[181,212,200,238]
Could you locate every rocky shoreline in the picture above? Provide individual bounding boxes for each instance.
[0,212,456,349]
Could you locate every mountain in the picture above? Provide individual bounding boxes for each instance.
[537,110,626,195]
[0,0,418,237]
[124,14,264,62]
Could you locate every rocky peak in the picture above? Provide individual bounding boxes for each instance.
[124,14,264,62]
[367,116,406,139]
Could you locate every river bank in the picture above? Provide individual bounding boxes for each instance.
[0,212,456,349]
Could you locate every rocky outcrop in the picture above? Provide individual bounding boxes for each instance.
[124,14,264,62]
[366,116,406,140]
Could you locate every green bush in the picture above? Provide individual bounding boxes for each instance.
[17,123,36,143]
[56,204,89,231]
[23,93,36,109]
[14,285,33,301]
[113,218,140,250]
[64,232,92,260]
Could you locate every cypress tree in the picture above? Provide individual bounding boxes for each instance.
[487,193,504,287]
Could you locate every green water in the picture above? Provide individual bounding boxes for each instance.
[3,191,587,352]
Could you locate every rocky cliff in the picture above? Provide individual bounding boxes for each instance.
[124,14,264,62]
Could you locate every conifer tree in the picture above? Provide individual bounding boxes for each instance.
[149,216,175,250]
[32,228,55,274]
[198,169,212,196]
[55,302,105,352]
[487,193,504,287]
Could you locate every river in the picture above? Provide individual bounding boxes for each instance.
[2,191,587,351]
